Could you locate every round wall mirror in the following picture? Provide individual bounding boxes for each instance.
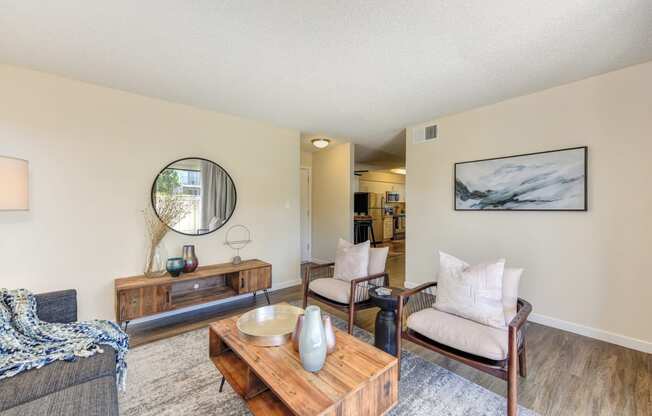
[151,157,237,236]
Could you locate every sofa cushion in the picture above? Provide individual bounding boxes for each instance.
[0,375,118,416]
[309,278,371,304]
[407,308,509,360]
[333,239,370,281]
[0,347,116,412]
[434,252,506,328]
[35,290,77,324]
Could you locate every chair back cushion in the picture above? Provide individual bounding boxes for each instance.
[333,239,370,281]
[434,251,507,328]
[368,246,389,276]
[502,268,523,325]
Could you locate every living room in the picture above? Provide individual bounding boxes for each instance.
[1,2,650,416]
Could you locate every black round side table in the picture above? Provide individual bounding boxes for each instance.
[369,286,404,356]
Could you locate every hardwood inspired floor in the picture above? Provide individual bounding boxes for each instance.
[128,256,650,416]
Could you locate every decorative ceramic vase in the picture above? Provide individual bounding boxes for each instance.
[182,245,199,273]
[322,315,336,354]
[144,242,167,278]
[166,257,185,277]
[291,314,304,352]
[298,305,327,372]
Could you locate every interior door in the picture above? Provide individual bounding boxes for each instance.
[300,168,311,262]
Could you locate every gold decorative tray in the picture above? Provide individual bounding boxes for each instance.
[236,304,304,347]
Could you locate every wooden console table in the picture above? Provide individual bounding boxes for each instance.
[115,259,271,329]
[209,306,399,416]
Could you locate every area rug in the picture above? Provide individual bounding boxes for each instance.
[119,307,538,416]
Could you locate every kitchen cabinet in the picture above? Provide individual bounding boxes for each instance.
[383,217,394,241]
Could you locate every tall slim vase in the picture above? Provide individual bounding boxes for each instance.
[299,305,327,372]
[144,242,167,278]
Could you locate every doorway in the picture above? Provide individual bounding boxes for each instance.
[300,167,312,262]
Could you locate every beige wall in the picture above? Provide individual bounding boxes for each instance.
[300,151,313,168]
[406,61,652,352]
[311,143,354,262]
[0,65,301,321]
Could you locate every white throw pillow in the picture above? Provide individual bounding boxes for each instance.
[333,239,370,281]
[336,239,388,277]
[502,268,523,326]
[368,246,389,276]
[434,252,507,328]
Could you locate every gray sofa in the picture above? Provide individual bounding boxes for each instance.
[0,290,119,416]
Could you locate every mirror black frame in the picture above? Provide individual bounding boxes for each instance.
[150,157,237,236]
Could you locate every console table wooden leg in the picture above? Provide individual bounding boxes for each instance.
[263,290,270,305]
[219,376,225,393]
[122,321,130,332]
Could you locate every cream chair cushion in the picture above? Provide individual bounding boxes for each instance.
[435,252,507,328]
[407,308,509,360]
[310,278,371,304]
[333,239,370,281]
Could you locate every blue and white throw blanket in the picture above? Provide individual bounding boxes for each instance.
[0,289,129,390]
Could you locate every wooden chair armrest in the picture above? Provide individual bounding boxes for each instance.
[397,281,438,330]
[349,272,388,303]
[350,272,387,285]
[309,262,335,271]
[399,281,438,299]
[508,298,532,330]
[303,262,335,285]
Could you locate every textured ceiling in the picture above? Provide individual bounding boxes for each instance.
[2,1,651,158]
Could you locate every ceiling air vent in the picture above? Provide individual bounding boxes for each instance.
[412,124,438,144]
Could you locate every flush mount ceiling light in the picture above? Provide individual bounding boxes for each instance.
[311,138,330,149]
[390,168,406,175]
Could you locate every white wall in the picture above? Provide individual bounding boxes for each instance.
[0,65,301,321]
[406,61,652,352]
[311,143,354,262]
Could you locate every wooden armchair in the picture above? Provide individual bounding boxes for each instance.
[302,262,388,334]
[397,282,532,416]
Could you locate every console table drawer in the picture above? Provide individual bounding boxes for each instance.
[118,285,171,321]
[238,266,271,294]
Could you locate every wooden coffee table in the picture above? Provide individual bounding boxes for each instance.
[209,306,399,416]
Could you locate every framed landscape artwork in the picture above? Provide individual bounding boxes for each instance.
[454,146,587,211]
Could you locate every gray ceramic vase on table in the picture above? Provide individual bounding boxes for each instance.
[298,305,327,372]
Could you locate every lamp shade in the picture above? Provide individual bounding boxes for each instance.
[0,156,29,210]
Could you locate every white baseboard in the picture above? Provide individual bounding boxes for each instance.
[528,313,652,354]
[403,280,652,354]
[130,278,302,326]
[309,258,332,265]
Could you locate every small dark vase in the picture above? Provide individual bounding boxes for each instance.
[166,257,185,277]
[182,245,199,273]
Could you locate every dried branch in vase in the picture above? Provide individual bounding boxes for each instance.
[144,195,188,277]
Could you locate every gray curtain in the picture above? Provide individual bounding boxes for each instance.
[200,161,235,232]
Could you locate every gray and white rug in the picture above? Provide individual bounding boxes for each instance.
[119,308,538,416]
